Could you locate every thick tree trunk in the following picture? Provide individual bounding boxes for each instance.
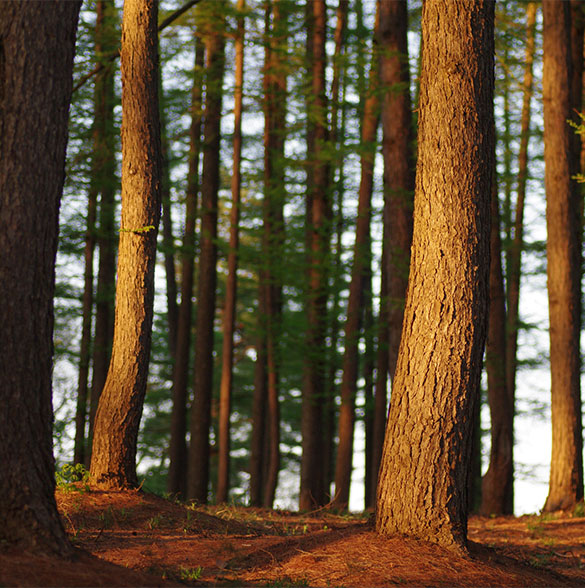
[187,2,225,502]
[376,0,494,551]
[167,35,204,498]
[0,0,80,555]
[542,0,584,513]
[217,0,245,504]
[370,0,414,508]
[90,0,162,489]
[333,5,380,508]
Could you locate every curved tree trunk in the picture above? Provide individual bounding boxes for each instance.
[0,0,80,555]
[90,0,162,489]
[376,0,494,552]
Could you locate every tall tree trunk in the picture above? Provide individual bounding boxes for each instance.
[362,263,376,510]
[0,0,80,555]
[90,0,162,489]
[260,0,289,509]
[481,169,513,515]
[369,0,414,508]
[167,34,204,498]
[87,0,119,466]
[333,4,380,509]
[376,0,494,552]
[75,0,119,466]
[187,1,226,502]
[249,324,268,506]
[504,1,537,448]
[217,0,245,504]
[74,171,97,466]
[300,0,331,511]
[542,0,584,513]
[160,88,178,362]
[323,0,349,504]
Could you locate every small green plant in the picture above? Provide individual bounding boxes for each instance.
[573,500,585,518]
[180,566,202,581]
[146,514,162,529]
[98,506,115,529]
[264,577,309,588]
[55,463,90,492]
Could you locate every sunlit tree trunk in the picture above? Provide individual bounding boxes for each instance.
[217,0,245,504]
[542,0,584,513]
[0,0,80,555]
[376,0,494,551]
[333,3,380,509]
[187,1,226,502]
[167,34,204,498]
[90,0,162,489]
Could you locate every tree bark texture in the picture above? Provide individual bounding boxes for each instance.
[542,0,584,513]
[376,0,494,551]
[90,0,162,489]
[167,34,204,498]
[370,0,414,508]
[217,0,245,504]
[187,1,226,502]
[0,0,80,554]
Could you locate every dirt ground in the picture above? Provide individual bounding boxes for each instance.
[1,486,585,587]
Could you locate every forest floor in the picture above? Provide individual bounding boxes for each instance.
[1,486,585,587]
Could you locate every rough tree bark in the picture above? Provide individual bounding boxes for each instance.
[376,0,494,551]
[542,0,584,513]
[90,0,162,489]
[0,0,80,555]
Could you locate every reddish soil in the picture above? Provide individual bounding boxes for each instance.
[1,487,585,586]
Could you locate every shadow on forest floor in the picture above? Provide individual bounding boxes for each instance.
[1,487,585,586]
